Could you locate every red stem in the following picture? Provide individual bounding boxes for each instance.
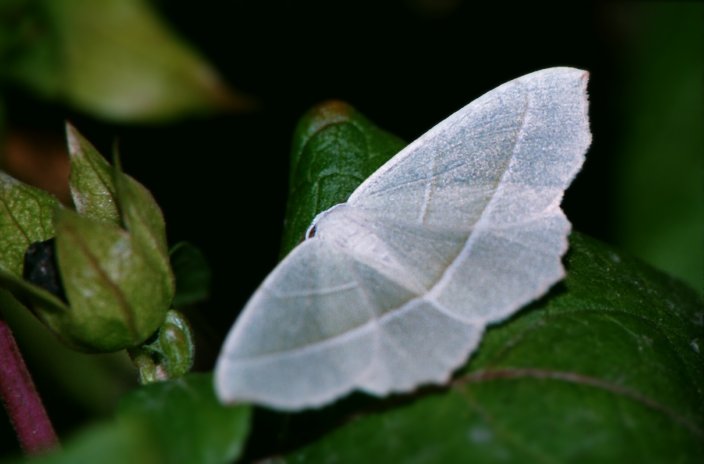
[0,315,58,454]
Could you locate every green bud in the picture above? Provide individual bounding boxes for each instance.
[52,209,171,351]
[0,125,176,353]
[129,310,195,384]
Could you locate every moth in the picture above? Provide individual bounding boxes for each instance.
[216,67,591,410]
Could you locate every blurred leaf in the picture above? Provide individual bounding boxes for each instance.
[119,373,251,464]
[0,0,58,99]
[0,96,4,153]
[0,171,57,276]
[65,123,120,223]
[614,3,704,294]
[0,264,69,324]
[13,373,250,464]
[170,242,212,308]
[9,417,160,464]
[281,100,406,256]
[1,0,249,122]
[0,289,135,416]
[266,103,704,462]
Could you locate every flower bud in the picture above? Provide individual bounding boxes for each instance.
[0,125,175,352]
[129,310,195,383]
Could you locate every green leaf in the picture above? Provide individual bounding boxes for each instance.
[1,0,249,122]
[113,157,174,298]
[170,242,212,308]
[265,103,704,462]
[280,100,405,256]
[65,125,175,313]
[0,0,59,99]
[66,123,120,224]
[614,3,704,294]
[53,210,170,351]
[119,373,251,464]
[15,375,250,464]
[12,417,160,464]
[283,233,703,462]
[0,171,57,276]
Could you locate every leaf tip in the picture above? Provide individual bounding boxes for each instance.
[291,99,360,162]
[65,121,82,159]
[306,100,356,128]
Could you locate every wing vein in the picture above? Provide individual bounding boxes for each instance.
[418,151,438,225]
[264,281,359,298]
[429,88,532,299]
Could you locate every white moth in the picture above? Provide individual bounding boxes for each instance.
[215,67,591,411]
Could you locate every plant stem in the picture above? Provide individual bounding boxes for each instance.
[0,315,59,454]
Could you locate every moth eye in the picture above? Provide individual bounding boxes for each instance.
[23,238,68,303]
[307,225,317,238]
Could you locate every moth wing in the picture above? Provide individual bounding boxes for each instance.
[216,67,591,410]
[345,67,590,323]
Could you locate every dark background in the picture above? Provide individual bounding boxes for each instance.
[1,0,702,457]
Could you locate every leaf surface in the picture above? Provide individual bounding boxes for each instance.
[253,101,704,462]
[282,232,703,462]
[53,210,170,351]
[0,172,57,276]
[66,123,120,223]
[281,100,405,256]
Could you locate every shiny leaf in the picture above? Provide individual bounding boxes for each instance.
[280,100,405,256]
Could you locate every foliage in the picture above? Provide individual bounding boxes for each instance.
[0,126,174,352]
[0,3,702,463]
